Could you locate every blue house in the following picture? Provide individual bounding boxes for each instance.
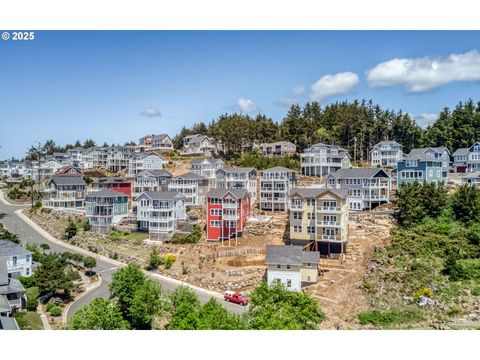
[397,153,445,186]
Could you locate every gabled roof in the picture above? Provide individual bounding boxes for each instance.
[260,166,295,173]
[138,191,185,201]
[49,176,86,186]
[132,151,163,160]
[206,188,249,199]
[265,245,319,266]
[328,168,390,179]
[453,148,469,156]
[290,187,348,199]
[400,153,444,163]
[409,147,450,156]
[152,134,171,141]
[136,170,172,178]
[96,177,129,185]
[86,189,129,198]
[0,241,32,258]
[172,172,208,180]
[55,165,82,175]
[217,167,256,174]
[304,143,348,152]
[462,171,480,179]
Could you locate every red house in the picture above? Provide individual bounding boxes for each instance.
[94,177,132,198]
[206,188,251,245]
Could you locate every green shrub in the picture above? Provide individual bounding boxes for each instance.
[471,285,480,296]
[446,305,463,316]
[171,225,202,244]
[411,287,433,299]
[18,275,36,288]
[450,259,480,281]
[45,303,55,312]
[108,230,122,241]
[27,297,38,311]
[146,249,164,270]
[49,306,62,316]
[358,307,424,327]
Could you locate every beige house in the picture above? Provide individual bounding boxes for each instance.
[265,244,320,292]
[289,187,349,257]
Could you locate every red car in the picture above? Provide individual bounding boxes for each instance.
[224,290,249,306]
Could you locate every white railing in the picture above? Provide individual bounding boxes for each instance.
[317,235,343,242]
[363,194,389,200]
[222,214,239,220]
[222,202,237,209]
[316,220,341,226]
[316,206,341,212]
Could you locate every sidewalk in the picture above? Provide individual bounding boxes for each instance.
[37,304,52,330]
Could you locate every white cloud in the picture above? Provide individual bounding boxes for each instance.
[139,107,162,117]
[237,98,259,113]
[309,72,359,102]
[292,85,305,96]
[367,50,480,92]
[412,113,439,127]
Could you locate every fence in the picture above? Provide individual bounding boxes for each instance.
[205,247,264,260]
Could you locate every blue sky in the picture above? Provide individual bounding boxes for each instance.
[1,31,480,159]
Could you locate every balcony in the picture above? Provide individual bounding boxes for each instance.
[363,194,389,200]
[290,204,303,210]
[316,220,342,227]
[316,206,341,212]
[222,202,238,209]
[222,214,239,220]
[316,234,344,242]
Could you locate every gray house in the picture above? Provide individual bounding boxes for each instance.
[0,240,32,278]
[0,258,26,315]
[325,168,391,210]
[42,175,86,210]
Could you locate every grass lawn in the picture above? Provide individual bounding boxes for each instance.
[13,311,43,330]
[123,231,149,242]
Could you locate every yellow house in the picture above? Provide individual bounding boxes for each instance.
[289,187,349,257]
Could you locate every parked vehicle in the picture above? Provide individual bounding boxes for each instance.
[224,290,249,306]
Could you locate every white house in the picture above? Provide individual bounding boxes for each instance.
[132,169,172,201]
[325,168,391,210]
[215,167,257,202]
[370,141,403,167]
[42,175,86,210]
[189,158,225,186]
[168,172,211,206]
[300,143,351,177]
[128,151,164,178]
[265,244,320,292]
[453,142,480,173]
[182,134,216,156]
[151,134,174,151]
[0,240,32,278]
[136,191,187,241]
[259,166,296,212]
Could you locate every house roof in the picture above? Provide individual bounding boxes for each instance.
[453,148,469,156]
[265,245,319,266]
[289,187,348,199]
[132,151,163,160]
[400,153,444,163]
[86,189,129,198]
[374,140,402,147]
[463,171,480,179]
[152,134,171,141]
[328,168,390,179]
[261,166,296,173]
[0,241,32,258]
[96,177,129,185]
[172,172,208,180]
[0,295,11,313]
[0,276,25,295]
[0,259,8,286]
[206,188,249,199]
[136,170,172,178]
[139,191,185,201]
[0,315,19,330]
[55,165,82,175]
[304,143,348,152]
[50,176,86,186]
[218,167,256,173]
[409,147,450,156]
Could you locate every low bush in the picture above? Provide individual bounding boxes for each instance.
[411,287,433,299]
[18,275,36,288]
[49,306,62,317]
[450,259,480,281]
[171,225,202,244]
[358,307,424,327]
[45,303,55,312]
[164,254,176,269]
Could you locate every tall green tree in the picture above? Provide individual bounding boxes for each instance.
[68,298,130,330]
[109,264,146,312]
[451,184,480,224]
[35,253,75,296]
[128,280,164,329]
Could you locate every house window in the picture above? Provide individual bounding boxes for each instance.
[26,255,30,262]
[286,279,292,288]
[13,256,17,266]
[307,226,315,234]
[293,212,303,220]
[293,225,302,233]
[307,212,315,220]
[286,265,291,269]
[306,263,311,267]
[26,268,30,276]
[307,276,311,282]
[306,198,315,206]
[276,264,281,269]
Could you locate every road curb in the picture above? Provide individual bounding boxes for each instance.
[14,208,226,301]
[63,275,103,325]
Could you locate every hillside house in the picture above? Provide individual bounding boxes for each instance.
[42,175,86,210]
[259,141,297,157]
[85,189,129,233]
[127,151,164,178]
[300,143,351,177]
[182,134,216,156]
[189,158,225,186]
[0,259,26,314]
[92,177,132,198]
[106,146,135,172]
[397,152,446,186]
[370,140,403,167]
[325,168,391,210]
[453,142,480,173]
[0,240,32,278]
[259,166,296,212]
[289,188,349,257]
[265,244,320,292]
[215,167,257,201]
[206,188,251,244]
[151,134,174,151]
[66,147,85,168]
[136,191,187,241]
[132,170,172,201]
[168,172,211,206]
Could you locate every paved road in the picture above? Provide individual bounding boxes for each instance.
[0,192,246,321]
